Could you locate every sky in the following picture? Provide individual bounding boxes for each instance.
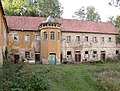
[59,0,120,22]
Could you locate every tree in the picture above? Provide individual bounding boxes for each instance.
[2,0,63,18]
[109,0,120,7]
[73,6,101,22]
[114,16,120,30]
[72,7,86,20]
[86,6,101,21]
[2,0,24,16]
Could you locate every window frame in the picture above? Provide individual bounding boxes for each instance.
[13,34,19,41]
[24,35,30,41]
[93,37,97,43]
[84,36,88,42]
[66,36,71,42]
[50,31,55,40]
[36,35,40,41]
[76,36,80,43]
[108,37,112,42]
[44,32,47,40]
[25,52,30,60]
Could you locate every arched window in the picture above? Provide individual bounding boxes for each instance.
[44,32,47,40]
[58,32,60,40]
[50,31,55,40]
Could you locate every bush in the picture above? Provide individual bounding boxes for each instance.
[0,59,50,91]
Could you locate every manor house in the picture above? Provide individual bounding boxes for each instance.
[0,1,119,64]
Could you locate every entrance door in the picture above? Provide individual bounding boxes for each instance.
[14,54,19,63]
[35,53,40,64]
[49,53,56,64]
[101,51,105,61]
[75,51,81,62]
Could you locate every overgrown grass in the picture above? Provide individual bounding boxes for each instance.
[25,62,120,91]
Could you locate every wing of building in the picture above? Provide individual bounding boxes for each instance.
[4,15,118,64]
[0,1,8,65]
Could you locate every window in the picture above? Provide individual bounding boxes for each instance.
[93,51,97,58]
[116,50,119,54]
[101,37,104,43]
[58,32,60,40]
[67,36,71,42]
[85,51,88,54]
[25,35,30,41]
[108,37,112,42]
[76,36,80,42]
[25,52,30,59]
[67,51,72,58]
[36,35,40,41]
[85,36,88,42]
[13,34,19,41]
[93,37,97,43]
[50,31,55,40]
[44,32,47,40]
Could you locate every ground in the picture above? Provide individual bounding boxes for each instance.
[25,62,120,91]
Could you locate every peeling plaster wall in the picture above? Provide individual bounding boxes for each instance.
[8,30,40,61]
[61,32,118,62]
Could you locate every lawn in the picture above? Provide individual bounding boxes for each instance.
[25,62,120,91]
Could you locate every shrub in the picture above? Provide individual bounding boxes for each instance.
[0,59,50,91]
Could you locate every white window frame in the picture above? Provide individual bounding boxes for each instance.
[93,37,97,43]
[36,35,40,41]
[67,36,71,42]
[25,52,30,59]
[25,35,30,41]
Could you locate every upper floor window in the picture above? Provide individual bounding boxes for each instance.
[36,35,40,41]
[84,36,88,42]
[67,36,71,42]
[50,31,55,40]
[101,37,104,43]
[25,35,30,41]
[44,32,47,40]
[76,36,80,42]
[58,32,61,40]
[25,52,30,59]
[108,37,112,42]
[93,37,97,43]
[13,34,19,41]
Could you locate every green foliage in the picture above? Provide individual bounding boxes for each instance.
[73,6,101,22]
[0,60,50,91]
[2,0,63,17]
[114,16,120,30]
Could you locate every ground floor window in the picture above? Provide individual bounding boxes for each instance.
[25,52,30,59]
[93,51,97,58]
[67,51,72,58]
[116,50,119,55]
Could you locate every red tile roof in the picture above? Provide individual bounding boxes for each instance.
[6,16,118,34]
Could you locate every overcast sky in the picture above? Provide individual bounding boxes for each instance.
[59,0,120,22]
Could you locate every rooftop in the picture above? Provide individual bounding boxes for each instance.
[6,16,118,34]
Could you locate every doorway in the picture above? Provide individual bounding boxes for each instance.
[75,51,81,62]
[101,51,105,61]
[35,52,40,64]
[49,53,56,64]
[14,54,19,63]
